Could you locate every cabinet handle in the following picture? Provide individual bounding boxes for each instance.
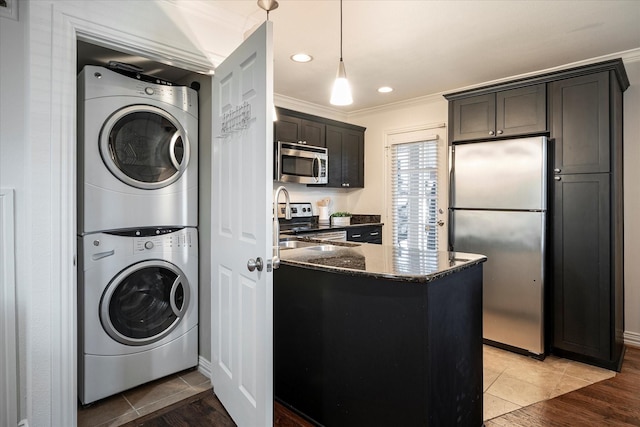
[554,176,561,181]
[489,130,495,136]
[497,130,503,135]
[343,183,350,187]
[554,168,561,173]
[369,232,379,236]
[352,234,362,238]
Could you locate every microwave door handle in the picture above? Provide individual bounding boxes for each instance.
[313,156,319,183]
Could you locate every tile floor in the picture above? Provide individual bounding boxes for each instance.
[77,346,616,426]
[482,345,616,421]
[77,368,212,427]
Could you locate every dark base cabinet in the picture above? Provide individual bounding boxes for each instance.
[274,264,483,427]
[552,173,624,370]
[346,225,382,244]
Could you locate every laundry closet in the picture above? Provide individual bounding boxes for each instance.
[75,43,211,405]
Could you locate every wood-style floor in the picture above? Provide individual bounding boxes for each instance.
[485,346,640,426]
[121,347,640,427]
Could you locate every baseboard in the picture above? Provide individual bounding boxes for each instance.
[198,355,212,380]
[624,331,640,349]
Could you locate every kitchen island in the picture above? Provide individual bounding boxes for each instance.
[274,243,486,426]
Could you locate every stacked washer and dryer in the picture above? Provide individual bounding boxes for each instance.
[77,65,199,405]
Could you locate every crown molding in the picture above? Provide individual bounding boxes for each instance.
[307,48,640,120]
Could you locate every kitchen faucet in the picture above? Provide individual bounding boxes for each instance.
[272,185,291,269]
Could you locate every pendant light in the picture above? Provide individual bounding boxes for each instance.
[330,0,353,106]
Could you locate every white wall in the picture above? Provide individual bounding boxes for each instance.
[622,57,640,346]
[0,0,28,420]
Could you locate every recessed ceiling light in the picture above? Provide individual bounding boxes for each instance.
[378,86,393,93]
[291,53,313,63]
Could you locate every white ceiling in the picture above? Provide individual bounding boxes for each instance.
[79,1,640,113]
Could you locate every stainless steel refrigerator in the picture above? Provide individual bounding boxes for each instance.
[450,136,547,356]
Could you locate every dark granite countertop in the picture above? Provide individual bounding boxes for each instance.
[280,241,486,283]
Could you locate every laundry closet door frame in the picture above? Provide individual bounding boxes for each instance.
[28,2,240,425]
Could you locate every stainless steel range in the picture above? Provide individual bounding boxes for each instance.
[278,202,346,241]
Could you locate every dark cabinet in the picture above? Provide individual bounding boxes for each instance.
[274,107,366,188]
[347,225,382,244]
[444,59,629,371]
[550,69,626,370]
[275,263,483,426]
[325,125,364,188]
[450,84,546,142]
[552,174,613,362]
[274,113,325,147]
[551,73,610,174]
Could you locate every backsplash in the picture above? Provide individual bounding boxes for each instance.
[351,214,382,224]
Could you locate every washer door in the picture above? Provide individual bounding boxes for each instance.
[100,105,190,189]
[100,260,191,346]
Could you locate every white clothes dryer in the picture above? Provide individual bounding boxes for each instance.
[78,227,198,404]
[77,65,198,234]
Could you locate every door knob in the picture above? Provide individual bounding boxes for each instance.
[247,257,264,272]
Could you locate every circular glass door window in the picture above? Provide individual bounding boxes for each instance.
[100,105,190,190]
[100,260,190,346]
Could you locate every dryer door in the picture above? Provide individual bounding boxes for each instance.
[100,105,190,190]
[100,260,191,346]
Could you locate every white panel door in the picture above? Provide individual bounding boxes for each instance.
[211,21,274,427]
[386,126,449,251]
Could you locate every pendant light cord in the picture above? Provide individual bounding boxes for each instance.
[339,0,343,61]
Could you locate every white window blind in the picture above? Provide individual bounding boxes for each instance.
[391,138,439,251]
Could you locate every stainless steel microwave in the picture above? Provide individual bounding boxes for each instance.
[276,141,328,184]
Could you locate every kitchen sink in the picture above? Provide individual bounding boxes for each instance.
[306,245,340,252]
[279,240,320,249]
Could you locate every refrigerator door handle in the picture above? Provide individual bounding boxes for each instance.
[448,209,455,251]
[449,145,455,209]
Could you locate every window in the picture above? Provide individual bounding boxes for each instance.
[391,138,439,251]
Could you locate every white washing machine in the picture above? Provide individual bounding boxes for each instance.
[77,65,198,234]
[78,227,198,404]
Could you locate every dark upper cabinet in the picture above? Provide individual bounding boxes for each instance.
[274,113,325,147]
[450,84,546,142]
[326,125,364,188]
[550,72,610,174]
[274,107,366,189]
